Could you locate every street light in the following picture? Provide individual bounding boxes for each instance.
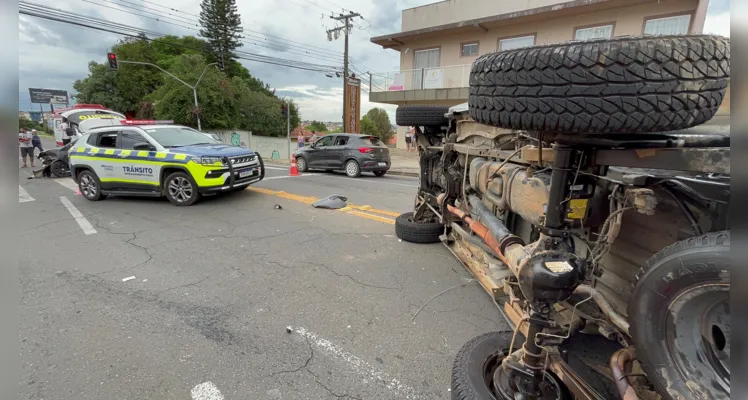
[110,58,217,131]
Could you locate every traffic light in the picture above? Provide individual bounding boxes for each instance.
[281,104,288,118]
[107,52,118,70]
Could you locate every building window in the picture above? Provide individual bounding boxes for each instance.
[498,35,535,51]
[461,42,478,56]
[644,14,691,35]
[575,24,613,40]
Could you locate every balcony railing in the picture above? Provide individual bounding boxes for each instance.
[368,64,471,93]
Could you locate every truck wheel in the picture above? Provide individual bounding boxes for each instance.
[164,172,200,206]
[451,331,568,400]
[469,35,730,133]
[396,105,449,127]
[629,231,730,400]
[395,212,442,244]
[77,170,106,201]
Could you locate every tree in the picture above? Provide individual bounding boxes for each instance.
[359,116,378,136]
[364,108,394,143]
[199,0,244,74]
[308,120,328,132]
[73,61,129,113]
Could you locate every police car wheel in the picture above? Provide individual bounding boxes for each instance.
[164,172,200,206]
[78,170,105,201]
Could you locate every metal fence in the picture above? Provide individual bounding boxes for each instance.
[369,64,471,93]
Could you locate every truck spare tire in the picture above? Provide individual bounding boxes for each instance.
[468,35,730,134]
[396,104,449,127]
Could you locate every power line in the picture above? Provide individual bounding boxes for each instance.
[19,2,343,74]
[80,0,346,63]
[112,0,347,59]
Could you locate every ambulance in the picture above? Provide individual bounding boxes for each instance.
[51,104,125,146]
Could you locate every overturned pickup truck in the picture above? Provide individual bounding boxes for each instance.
[395,35,730,400]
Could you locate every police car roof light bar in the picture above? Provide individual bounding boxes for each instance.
[120,119,174,125]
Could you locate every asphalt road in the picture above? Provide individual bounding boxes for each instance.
[18,145,508,400]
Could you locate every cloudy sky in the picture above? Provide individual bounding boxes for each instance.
[19,0,730,123]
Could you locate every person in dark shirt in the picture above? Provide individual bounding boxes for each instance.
[31,129,43,154]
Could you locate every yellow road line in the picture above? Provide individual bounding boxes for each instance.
[248,187,397,224]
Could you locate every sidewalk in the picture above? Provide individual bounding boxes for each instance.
[265,148,421,177]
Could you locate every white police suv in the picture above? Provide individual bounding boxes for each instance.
[69,120,264,206]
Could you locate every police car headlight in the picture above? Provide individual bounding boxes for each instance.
[197,156,225,166]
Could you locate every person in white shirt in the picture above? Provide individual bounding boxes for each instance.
[19,129,35,168]
[60,120,72,145]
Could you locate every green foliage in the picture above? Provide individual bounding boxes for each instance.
[364,107,394,142]
[19,117,52,134]
[329,126,344,133]
[359,116,378,136]
[71,35,297,133]
[308,120,328,132]
[199,0,244,69]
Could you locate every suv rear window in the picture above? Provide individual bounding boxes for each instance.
[359,136,384,146]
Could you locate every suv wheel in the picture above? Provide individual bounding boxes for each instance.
[345,160,361,178]
[78,170,106,201]
[164,171,200,206]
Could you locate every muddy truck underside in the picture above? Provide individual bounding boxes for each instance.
[394,35,730,400]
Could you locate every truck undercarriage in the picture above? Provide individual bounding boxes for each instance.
[394,35,730,400]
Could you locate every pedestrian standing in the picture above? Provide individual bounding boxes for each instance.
[19,129,35,168]
[60,119,73,145]
[298,134,305,149]
[405,129,412,152]
[31,129,44,154]
[311,131,318,144]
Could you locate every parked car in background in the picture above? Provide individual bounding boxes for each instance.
[293,134,390,177]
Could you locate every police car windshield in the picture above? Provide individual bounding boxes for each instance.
[143,127,220,148]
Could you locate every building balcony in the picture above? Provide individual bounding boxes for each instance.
[368,64,471,105]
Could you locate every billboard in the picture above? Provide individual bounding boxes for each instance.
[29,88,69,105]
[344,77,361,134]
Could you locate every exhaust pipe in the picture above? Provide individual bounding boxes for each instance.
[610,347,639,400]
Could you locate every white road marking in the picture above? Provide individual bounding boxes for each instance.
[59,197,97,235]
[264,166,289,171]
[294,327,420,399]
[18,186,35,203]
[191,381,224,400]
[55,178,79,192]
[122,276,136,282]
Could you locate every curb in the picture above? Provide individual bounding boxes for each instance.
[386,170,419,178]
[263,162,419,178]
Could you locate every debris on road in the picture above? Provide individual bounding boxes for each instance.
[122,276,136,282]
[286,326,294,333]
[274,204,283,210]
[312,194,348,209]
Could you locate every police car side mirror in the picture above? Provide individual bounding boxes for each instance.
[133,143,155,151]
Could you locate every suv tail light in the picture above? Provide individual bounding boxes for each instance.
[358,147,374,153]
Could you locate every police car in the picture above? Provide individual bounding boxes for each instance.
[69,120,264,206]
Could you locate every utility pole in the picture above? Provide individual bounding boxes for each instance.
[327,11,360,126]
[116,60,217,131]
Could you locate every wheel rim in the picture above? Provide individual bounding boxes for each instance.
[80,174,97,198]
[666,284,730,394]
[488,349,565,399]
[346,161,358,176]
[51,162,64,176]
[168,176,194,203]
[297,158,305,171]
